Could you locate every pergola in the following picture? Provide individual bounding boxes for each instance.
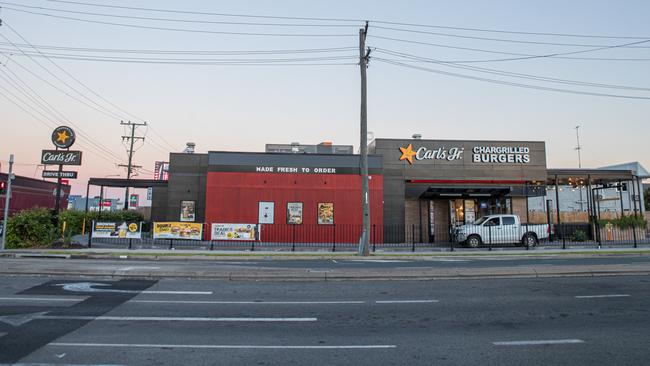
[84,178,168,213]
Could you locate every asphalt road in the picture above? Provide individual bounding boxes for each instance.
[0,275,649,365]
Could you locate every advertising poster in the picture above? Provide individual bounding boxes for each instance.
[129,194,139,208]
[154,161,170,181]
[92,221,142,239]
[153,222,203,240]
[211,223,257,241]
[286,202,303,224]
[180,200,196,222]
[317,203,334,225]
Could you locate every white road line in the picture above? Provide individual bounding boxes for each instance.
[493,339,585,346]
[48,342,396,350]
[140,291,213,295]
[348,260,410,263]
[575,294,630,299]
[130,300,365,305]
[0,297,86,302]
[39,316,316,322]
[375,300,439,304]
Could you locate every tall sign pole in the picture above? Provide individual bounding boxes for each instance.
[1,154,14,250]
[358,21,371,256]
[50,126,76,219]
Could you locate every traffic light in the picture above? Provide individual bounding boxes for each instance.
[0,181,5,195]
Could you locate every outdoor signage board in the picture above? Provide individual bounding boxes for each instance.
[153,222,203,240]
[92,221,142,239]
[41,150,83,165]
[211,223,257,241]
[51,126,76,149]
[180,200,195,222]
[42,170,78,179]
[129,194,139,208]
[258,202,275,224]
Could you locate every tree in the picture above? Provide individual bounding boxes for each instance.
[645,188,650,211]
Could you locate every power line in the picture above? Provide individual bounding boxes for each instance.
[373,48,650,92]
[374,58,650,100]
[372,25,650,48]
[36,0,650,40]
[0,2,359,28]
[1,7,358,37]
[0,42,358,55]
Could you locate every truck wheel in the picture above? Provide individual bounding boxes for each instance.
[467,235,482,248]
[523,234,538,247]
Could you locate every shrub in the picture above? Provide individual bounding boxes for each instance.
[6,208,56,248]
[598,215,646,229]
[58,209,145,237]
[571,229,587,242]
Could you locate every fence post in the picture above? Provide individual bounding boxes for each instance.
[488,225,492,251]
[88,220,93,248]
[292,225,296,252]
[128,238,132,250]
[562,223,566,250]
[210,240,215,251]
[632,223,638,248]
[372,224,376,253]
[169,239,174,250]
[411,224,415,252]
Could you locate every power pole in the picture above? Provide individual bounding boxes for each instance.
[119,121,146,210]
[575,125,584,211]
[358,21,371,256]
[1,154,14,250]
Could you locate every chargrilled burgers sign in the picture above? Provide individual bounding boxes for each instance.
[399,143,531,165]
[41,150,83,165]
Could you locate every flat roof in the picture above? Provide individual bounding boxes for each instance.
[87,178,168,188]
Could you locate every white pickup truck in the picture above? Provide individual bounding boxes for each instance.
[454,214,550,248]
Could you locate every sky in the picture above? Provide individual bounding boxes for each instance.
[0,0,649,200]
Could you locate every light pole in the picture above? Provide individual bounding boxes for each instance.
[1,154,15,250]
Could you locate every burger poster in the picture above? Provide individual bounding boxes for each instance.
[92,221,142,239]
[153,222,203,240]
[317,203,334,225]
[211,223,257,241]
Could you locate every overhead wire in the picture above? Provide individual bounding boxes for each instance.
[373,58,650,100]
[373,48,650,92]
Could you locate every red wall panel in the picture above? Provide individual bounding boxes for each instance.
[205,172,383,243]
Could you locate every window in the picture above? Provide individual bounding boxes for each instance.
[502,216,515,226]
[317,203,334,225]
[287,202,303,224]
[485,217,500,226]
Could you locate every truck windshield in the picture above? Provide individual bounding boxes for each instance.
[472,217,489,225]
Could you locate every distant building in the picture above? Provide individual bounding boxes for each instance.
[265,141,353,155]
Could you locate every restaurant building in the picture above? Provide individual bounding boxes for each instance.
[150,138,646,243]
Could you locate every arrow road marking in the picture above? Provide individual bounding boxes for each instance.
[54,282,212,295]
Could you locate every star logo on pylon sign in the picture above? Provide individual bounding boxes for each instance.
[399,144,417,165]
[56,130,70,144]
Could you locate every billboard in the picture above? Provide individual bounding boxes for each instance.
[211,223,257,241]
[92,221,142,239]
[154,161,169,181]
[153,222,203,240]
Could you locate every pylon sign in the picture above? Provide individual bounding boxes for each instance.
[51,126,76,149]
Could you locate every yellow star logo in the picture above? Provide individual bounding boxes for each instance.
[56,130,70,144]
[399,144,417,165]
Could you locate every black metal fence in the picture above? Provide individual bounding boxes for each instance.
[86,222,650,252]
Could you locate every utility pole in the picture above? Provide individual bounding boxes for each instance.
[1,154,14,250]
[575,125,584,211]
[119,121,146,210]
[358,21,371,256]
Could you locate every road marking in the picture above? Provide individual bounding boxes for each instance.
[40,316,317,322]
[348,259,410,263]
[48,342,396,350]
[493,339,585,346]
[4,364,125,366]
[116,266,160,271]
[0,297,85,302]
[575,294,630,299]
[54,282,212,295]
[130,300,365,305]
[375,300,439,304]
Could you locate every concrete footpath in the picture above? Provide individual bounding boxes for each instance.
[1,247,650,280]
